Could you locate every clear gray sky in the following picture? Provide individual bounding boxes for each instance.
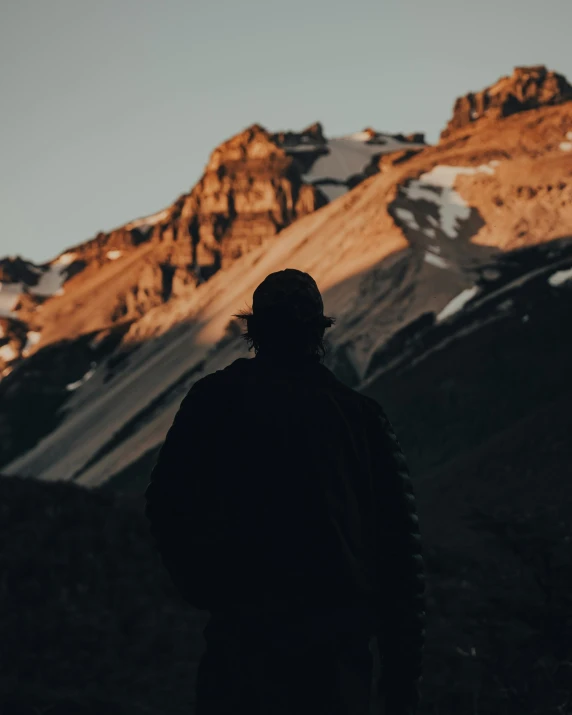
[2,0,571,263]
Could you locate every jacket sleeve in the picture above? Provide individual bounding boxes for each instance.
[144,377,220,610]
[370,403,426,707]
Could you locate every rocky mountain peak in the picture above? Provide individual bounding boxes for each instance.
[441,65,572,139]
[300,122,326,143]
[359,127,379,141]
[205,123,283,172]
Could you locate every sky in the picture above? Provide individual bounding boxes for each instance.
[2,0,572,264]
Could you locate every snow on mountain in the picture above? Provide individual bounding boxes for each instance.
[424,252,450,270]
[548,266,572,286]
[22,331,41,357]
[290,129,426,201]
[29,252,77,297]
[66,363,97,392]
[0,251,78,320]
[124,209,171,232]
[0,282,22,318]
[436,286,480,322]
[402,164,497,240]
[0,344,18,362]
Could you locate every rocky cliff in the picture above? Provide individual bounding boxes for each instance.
[441,65,572,139]
[0,121,424,367]
[174,123,328,276]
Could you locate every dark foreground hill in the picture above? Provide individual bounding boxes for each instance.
[2,380,571,715]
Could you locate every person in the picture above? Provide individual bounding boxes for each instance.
[144,268,426,715]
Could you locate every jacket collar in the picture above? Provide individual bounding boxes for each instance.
[225,352,338,387]
[250,351,339,386]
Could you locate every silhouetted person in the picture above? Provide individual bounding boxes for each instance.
[145,268,426,715]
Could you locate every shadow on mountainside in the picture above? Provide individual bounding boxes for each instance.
[103,235,572,496]
[2,234,570,486]
[0,323,134,470]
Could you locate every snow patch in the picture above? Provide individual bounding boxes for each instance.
[420,164,495,188]
[395,208,420,231]
[559,142,572,152]
[287,145,321,153]
[346,131,373,142]
[403,164,496,239]
[22,331,41,356]
[548,266,572,286]
[30,253,77,297]
[126,208,170,231]
[423,227,436,238]
[107,250,123,261]
[300,133,426,202]
[436,286,479,322]
[54,252,77,267]
[0,344,18,362]
[424,252,449,269]
[66,364,97,392]
[0,282,23,317]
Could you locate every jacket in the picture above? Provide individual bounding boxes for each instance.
[145,351,426,690]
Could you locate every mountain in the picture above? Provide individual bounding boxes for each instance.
[1,65,571,489]
[3,65,572,715]
[441,65,572,139]
[0,123,425,370]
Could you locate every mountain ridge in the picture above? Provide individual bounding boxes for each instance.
[0,123,426,367]
[1,65,572,485]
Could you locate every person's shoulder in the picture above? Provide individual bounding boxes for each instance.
[189,357,251,394]
[320,369,384,421]
[357,392,383,416]
[345,387,384,423]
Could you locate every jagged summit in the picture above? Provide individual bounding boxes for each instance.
[441,65,572,139]
[301,122,326,142]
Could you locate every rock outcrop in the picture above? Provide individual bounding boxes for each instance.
[173,123,328,276]
[441,65,572,139]
[0,124,333,356]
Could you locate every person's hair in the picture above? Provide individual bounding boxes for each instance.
[231,305,336,361]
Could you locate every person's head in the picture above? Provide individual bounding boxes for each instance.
[232,269,336,361]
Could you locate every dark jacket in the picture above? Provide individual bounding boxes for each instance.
[145,351,426,691]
